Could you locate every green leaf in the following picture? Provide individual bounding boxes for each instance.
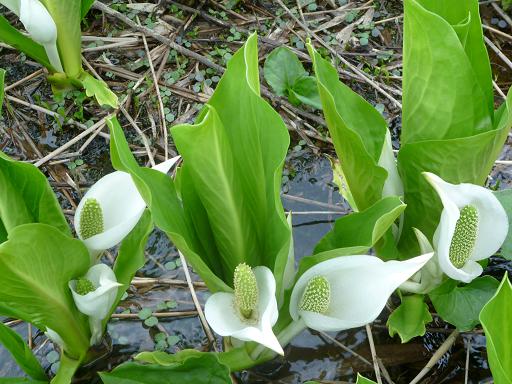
[0,380,47,383]
[81,0,95,19]
[387,294,432,343]
[290,76,322,109]
[0,224,90,359]
[50,352,81,384]
[100,350,231,384]
[398,89,512,255]
[0,322,47,380]
[0,16,53,71]
[0,68,5,117]
[307,42,388,211]
[495,189,512,260]
[356,374,378,384]
[300,197,405,275]
[480,273,512,383]
[109,118,229,294]
[0,153,71,236]
[429,276,499,331]
[263,46,307,96]
[103,209,154,328]
[79,72,118,108]
[402,0,493,144]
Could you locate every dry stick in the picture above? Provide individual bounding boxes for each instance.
[365,324,383,384]
[178,251,218,351]
[132,277,207,288]
[483,24,512,41]
[4,69,44,91]
[34,116,110,167]
[282,193,346,211]
[112,311,197,319]
[134,10,169,161]
[484,35,512,71]
[92,1,224,73]
[409,329,459,384]
[273,0,402,109]
[119,105,156,166]
[464,338,471,384]
[6,95,110,139]
[320,331,373,367]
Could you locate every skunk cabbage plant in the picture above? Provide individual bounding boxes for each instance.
[205,264,283,356]
[305,0,512,353]
[423,172,508,283]
[75,156,180,258]
[0,152,155,382]
[0,0,117,107]
[108,33,292,297]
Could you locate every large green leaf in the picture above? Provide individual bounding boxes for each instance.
[480,273,512,383]
[0,153,70,236]
[495,189,512,260]
[173,32,291,288]
[0,322,46,380]
[429,276,499,331]
[313,196,405,256]
[402,0,493,144]
[307,43,388,211]
[299,196,405,276]
[398,90,512,255]
[387,294,432,343]
[0,16,53,71]
[99,350,231,384]
[111,34,291,294]
[108,117,229,293]
[0,224,90,359]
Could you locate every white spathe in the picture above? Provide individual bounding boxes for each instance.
[69,264,122,345]
[0,0,63,72]
[378,130,404,198]
[424,172,508,283]
[74,156,180,257]
[289,253,432,332]
[204,266,283,355]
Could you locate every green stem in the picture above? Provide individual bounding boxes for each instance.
[276,318,306,347]
[50,352,81,384]
[40,0,82,77]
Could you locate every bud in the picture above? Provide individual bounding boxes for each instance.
[234,263,258,319]
[449,205,478,268]
[79,198,104,240]
[299,275,330,314]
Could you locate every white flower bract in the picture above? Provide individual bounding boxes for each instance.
[424,172,508,283]
[74,156,180,258]
[204,266,283,355]
[289,253,433,332]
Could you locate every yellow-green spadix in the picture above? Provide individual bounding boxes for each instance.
[0,0,63,72]
[289,253,432,332]
[204,265,283,355]
[424,172,508,283]
[74,156,180,258]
